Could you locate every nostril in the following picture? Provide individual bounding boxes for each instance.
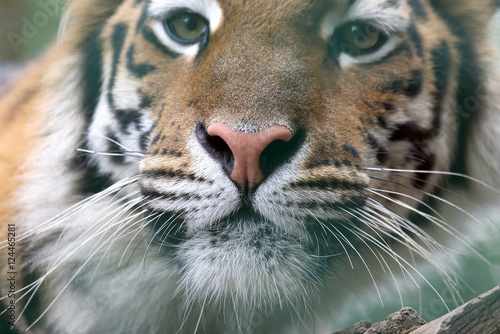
[260,129,305,177]
[196,123,234,175]
[198,122,303,193]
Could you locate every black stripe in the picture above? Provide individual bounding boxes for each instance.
[408,0,427,19]
[136,0,150,32]
[383,69,423,97]
[114,108,143,134]
[408,22,423,58]
[142,27,181,58]
[367,134,388,165]
[80,27,104,124]
[159,149,183,157]
[127,45,156,78]
[385,0,400,8]
[405,69,423,97]
[430,41,451,131]
[108,24,129,110]
[73,23,114,195]
[140,92,152,109]
[291,179,364,191]
[140,127,153,151]
[150,133,164,146]
[306,159,339,170]
[413,153,435,188]
[343,144,361,159]
[106,131,126,165]
[432,8,485,176]
[144,169,212,184]
[141,189,203,202]
[70,152,114,195]
[389,123,435,187]
[390,122,431,142]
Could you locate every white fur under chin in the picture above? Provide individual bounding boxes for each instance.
[176,219,319,309]
[22,198,326,334]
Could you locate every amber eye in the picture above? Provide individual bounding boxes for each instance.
[331,22,388,57]
[165,12,209,44]
[344,23,380,49]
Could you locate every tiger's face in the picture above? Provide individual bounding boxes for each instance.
[73,0,491,310]
[6,0,497,332]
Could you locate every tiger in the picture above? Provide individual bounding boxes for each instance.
[1,0,500,333]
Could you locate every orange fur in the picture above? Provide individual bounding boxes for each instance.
[0,65,46,238]
[0,61,47,331]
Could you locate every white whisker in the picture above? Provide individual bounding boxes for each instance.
[77,148,145,158]
[0,177,141,248]
[83,132,146,154]
[363,167,500,194]
[367,188,490,263]
[343,208,455,311]
[306,209,353,269]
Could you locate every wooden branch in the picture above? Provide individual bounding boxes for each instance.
[410,285,500,334]
[334,285,500,334]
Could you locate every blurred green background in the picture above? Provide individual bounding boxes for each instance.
[0,0,61,62]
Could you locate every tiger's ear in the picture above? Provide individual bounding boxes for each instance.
[429,0,499,35]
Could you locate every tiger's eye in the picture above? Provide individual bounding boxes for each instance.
[168,13,208,43]
[329,21,388,58]
[343,23,380,50]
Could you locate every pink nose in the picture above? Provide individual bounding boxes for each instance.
[206,123,293,192]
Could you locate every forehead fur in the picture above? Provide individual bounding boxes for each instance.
[61,0,499,45]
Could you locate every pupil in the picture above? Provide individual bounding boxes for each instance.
[366,25,378,35]
[353,27,366,41]
[182,17,199,31]
[350,24,377,49]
